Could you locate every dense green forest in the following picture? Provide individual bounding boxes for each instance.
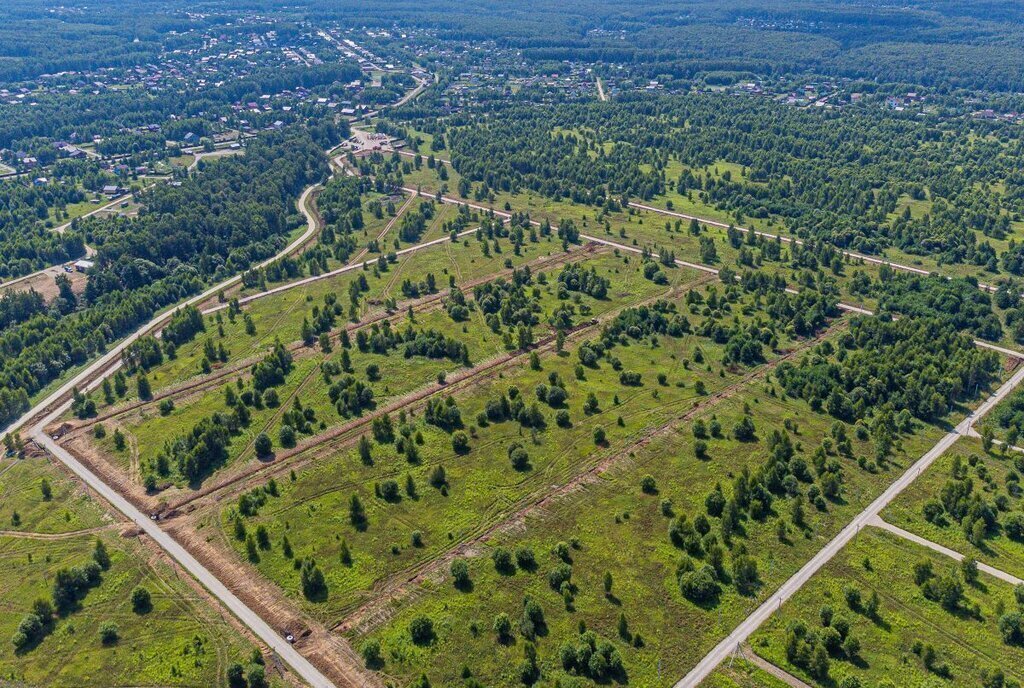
[292,0,1024,92]
[5,1,1024,92]
[0,180,87,280]
[0,127,340,428]
[390,94,1024,267]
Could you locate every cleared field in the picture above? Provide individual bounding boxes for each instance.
[749,528,1024,688]
[883,435,1024,581]
[396,159,1024,352]
[65,239,603,494]
[1,454,108,534]
[344,381,959,688]
[217,263,726,620]
[90,217,563,408]
[37,149,1024,688]
[191,264,1004,687]
[0,456,278,687]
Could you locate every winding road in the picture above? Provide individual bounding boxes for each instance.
[4,60,442,688]
[11,180,337,688]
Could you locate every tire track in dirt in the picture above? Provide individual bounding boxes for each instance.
[347,193,416,267]
[335,315,847,635]
[56,247,589,446]
[0,524,118,540]
[173,267,704,517]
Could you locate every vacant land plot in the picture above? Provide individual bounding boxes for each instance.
[194,273,1003,688]
[217,263,726,619]
[0,265,88,302]
[0,456,277,687]
[883,435,1024,581]
[62,236,600,496]
[396,156,1024,355]
[749,528,1024,688]
[344,383,957,688]
[1,454,108,534]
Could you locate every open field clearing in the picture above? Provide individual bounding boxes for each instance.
[701,658,793,688]
[749,528,1024,688]
[45,164,1018,687]
[0,455,281,687]
[141,245,1005,687]
[1,454,108,534]
[341,376,969,688]
[213,265,738,620]
[400,128,1022,289]
[883,435,1024,582]
[389,158,1024,352]
[57,238,614,497]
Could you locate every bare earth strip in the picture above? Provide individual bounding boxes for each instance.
[337,315,846,635]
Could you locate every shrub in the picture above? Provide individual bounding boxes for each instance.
[379,480,400,502]
[493,613,512,642]
[492,547,515,574]
[278,424,296,448]
[999,611,1024,645]
[131,586,152,614]
[451,431,470,454]
[451,559,471,590]
[99,622,119,645]
[361,639,383,668]
[409,616,434,645]
[509,443,530,471]
[515,546,536,570]
[254,432,272,458]
[300,559,327,600]
[679,566,719,603]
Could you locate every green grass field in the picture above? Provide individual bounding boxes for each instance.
[750,528,1024,688]
[0,456,277,687]
[80,242,623,491]
[398,158,1024,353]
[90,217,564,410]
[883,435,1024,581]
[341,357,960,688]
[197,263,1000,687]
[1,455,107,534]
[701,658,791,688]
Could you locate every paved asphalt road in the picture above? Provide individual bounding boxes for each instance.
[870,516,1023,586]
[14,181,338,688]
[674,360,1024,687]
[8,182,322,435]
